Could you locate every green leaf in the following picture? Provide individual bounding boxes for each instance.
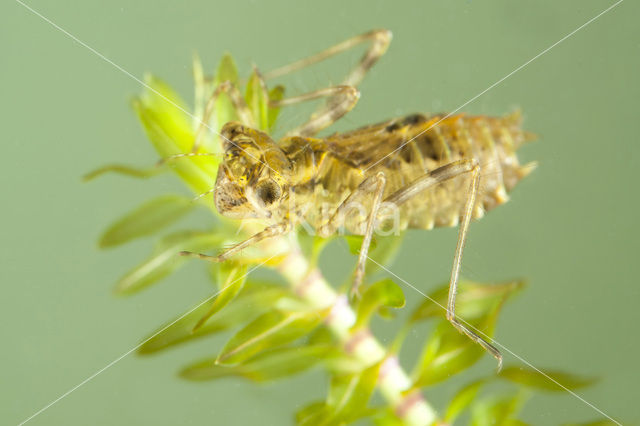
[445,379,486,424]
[354,278,405,329]
[410,279,525,323]
[297,233,330,268]
[342,235,404,278]
[211,54,240,132]
[245,69,270,131]
[305,326,371,377]
[471,391,529,426]
[296,401,330,426]
[137,75,195,154]
[192,262,248,331]
[216,308,325,364]
[326,362,382,423]
[137,281,290,354]
[413,306,500,387]
[133,75,217,195]
[267,85,284,131]
[343,235,376,255]
[114,230,222,294]
[410,280,522,386]
[498,365,597,392]
[307,326,336,346]
[99,195,195,248]
[413,321,484,387]
[366,235,403,275]
[192,52,207,128]
[181,344,331,382]
[562,420,621,426]
[215,53,239,85]
[323,351,366,376]
[83,163,165,181]
[373,409,404,426]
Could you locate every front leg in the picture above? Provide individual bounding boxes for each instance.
[263,29,391,137]
[180,222,290,262]
[263,29,391,88]
[274,85,360,137]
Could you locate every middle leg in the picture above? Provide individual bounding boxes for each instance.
[318,172,387,298]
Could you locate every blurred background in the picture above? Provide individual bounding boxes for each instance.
[2,0,637,424]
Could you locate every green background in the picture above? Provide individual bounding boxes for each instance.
[2,0,638,424]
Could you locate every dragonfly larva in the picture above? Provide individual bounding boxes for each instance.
[176,29,536,367]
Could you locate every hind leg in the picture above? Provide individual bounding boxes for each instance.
[383,159,502,367]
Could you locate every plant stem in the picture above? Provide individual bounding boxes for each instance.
[269,234,438,425]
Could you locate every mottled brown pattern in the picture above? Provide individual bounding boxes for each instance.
[213,112,535,233]
[291,111,536,231]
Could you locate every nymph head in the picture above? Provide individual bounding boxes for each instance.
[213,122,292,220]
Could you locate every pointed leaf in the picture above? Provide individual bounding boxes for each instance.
[193,262,248,331]
[366,235,403,275]
[408,280,521,380]
[308,325,336,346]
[245,69,270,131]
[323,351,366,376]
[99,195,195,248]
[445,379,486,423]
[216,308,325,364]
[115,230,222,294]
[413,301,502,387]
[137,281,290,354]
[296,401,330,426]
[241,344,332,381]
[212,54,240,131]
[344,235,376,255]
[181,344,331,382]
[471,391,529,426]
[297,232,336,269]
[133,75,217,194]
[498,365,597,392]
[562,420,621,426]
[343,235,404,277]
[410,279,525,323]
[327,362,382,423]
[413,320,485,387]
[137,75,195,154]
[192,52,207,128]
[267,85,284,131]
[354,278,405,329]
[373,409,404,426]
[215,53,239,85]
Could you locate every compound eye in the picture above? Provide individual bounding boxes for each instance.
[255,179,281,206]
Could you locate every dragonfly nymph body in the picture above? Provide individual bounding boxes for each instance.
[179,29,536,368]
[214,112,534,238]
[205,111,535,367]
